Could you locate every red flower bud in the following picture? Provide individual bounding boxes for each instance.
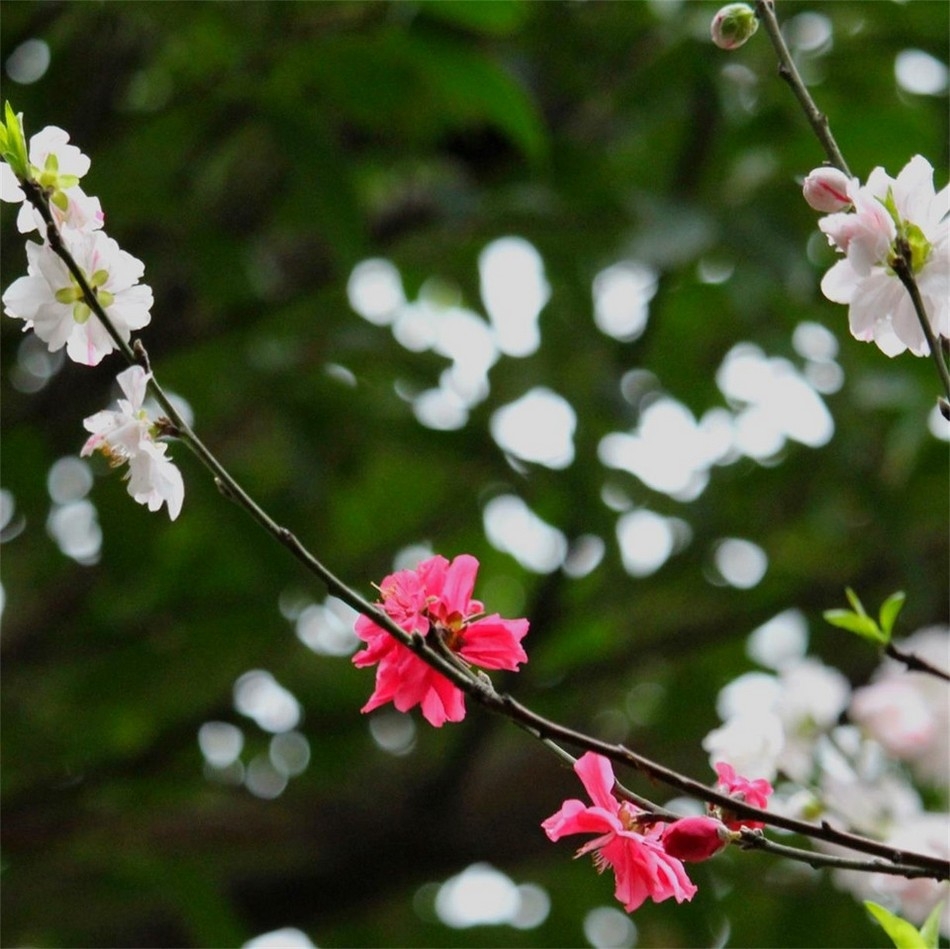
[662,816,729,863]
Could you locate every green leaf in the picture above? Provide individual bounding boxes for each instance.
[878,590,906,639]
[865,902,929,948]
[918,900,944,949]
[845,586,868,617]
[822,609,887,642]
[409,35,548,165]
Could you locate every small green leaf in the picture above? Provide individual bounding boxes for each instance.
[822,609,887,643]
[918,900,944,949]
[844,586,868,617]
[865,901,928,949]
[878,591,906,639]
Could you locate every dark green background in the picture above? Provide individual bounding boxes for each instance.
[2,2,947,946]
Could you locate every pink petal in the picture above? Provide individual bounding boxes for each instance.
[574,752,621,813]
[440,554,479,612]
[543,801,623,842]
[458,616,529,669]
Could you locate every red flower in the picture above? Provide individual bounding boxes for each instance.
[714,761,773,830]
[352,554,529,727]
[542,753,698,912]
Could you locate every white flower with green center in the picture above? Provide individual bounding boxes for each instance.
[818,155,949,357]
[0,124,103,233]
[2,229,152,365]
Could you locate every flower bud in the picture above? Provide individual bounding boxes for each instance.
[803,167,853,212]
[710,4,759,50]
[662,816,729,862]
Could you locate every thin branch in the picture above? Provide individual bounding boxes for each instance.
[736,829,943,880]
[755,3,950,403]
[19,180,950,883]
[886,641,950,683]
[754,0,850,175]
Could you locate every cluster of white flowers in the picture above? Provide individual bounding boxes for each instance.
[704,616,950,935]
[803,157,949,357]
[1,118,183,519]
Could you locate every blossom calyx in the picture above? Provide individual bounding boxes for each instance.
[711,4,759,50]
[803,167,853,213]
[0,101,29,181]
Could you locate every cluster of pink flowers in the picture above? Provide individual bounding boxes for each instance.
[1,116,183,520]
[352,553,529,727]
[353,554,774,914]
[541,752,773,912]
[803,157,949,357]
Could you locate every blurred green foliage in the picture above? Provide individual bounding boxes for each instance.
[1,2,947,947]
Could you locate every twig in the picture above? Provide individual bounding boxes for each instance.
[736,829,943,880]
[754,0,850,175]
[886,641,950,683]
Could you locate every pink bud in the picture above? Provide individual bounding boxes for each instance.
[710,4,759,50]
[803,167,853,212]
[662,816,729,863]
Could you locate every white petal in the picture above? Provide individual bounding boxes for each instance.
[820,259,859,304]
[0,162,24,203]
[2,273,46,321]
[115,365,150,410]
[65,317,116,367]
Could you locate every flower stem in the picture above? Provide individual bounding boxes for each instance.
[754,0,851,176]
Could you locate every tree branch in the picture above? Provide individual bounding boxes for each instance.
[754,0,850,175]
[19,174,949,884]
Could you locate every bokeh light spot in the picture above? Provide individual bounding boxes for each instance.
[490,387,576,469]
[483,495,567,573]
[233,670,301,733]
[583,905,637,948]
[479,237,549,357]
[5,39,50,84]
[895,49,948,96]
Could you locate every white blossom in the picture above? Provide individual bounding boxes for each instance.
[815,155,949,356]
[82,366,184,520]
[0,124,103,234]
[2,230,152,366]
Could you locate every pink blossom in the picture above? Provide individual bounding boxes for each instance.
[541,752,697,912]
[820,188,895,274]
[352,554,528,727]
[849,626,949,785]
[661,816,729,863]
[714,761,773,830]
